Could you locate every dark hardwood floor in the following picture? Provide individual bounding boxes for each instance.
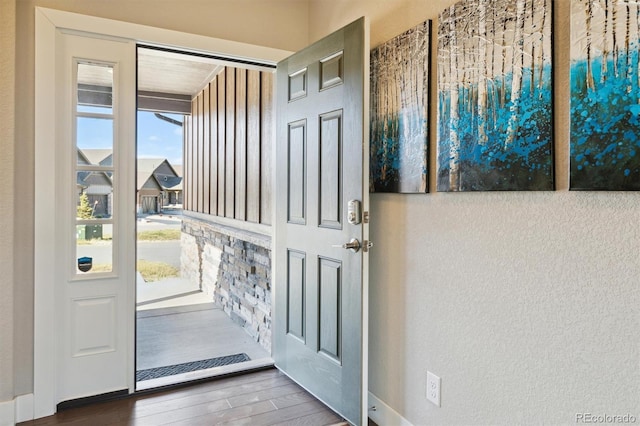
[19,369,347,425]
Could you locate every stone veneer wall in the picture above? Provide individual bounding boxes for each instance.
[180,215,272,352]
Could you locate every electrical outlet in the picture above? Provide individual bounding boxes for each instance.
[426,371,441,407]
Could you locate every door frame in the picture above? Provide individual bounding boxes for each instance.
[34,7,291,418]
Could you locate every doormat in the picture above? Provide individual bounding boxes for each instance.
[136,353,251,382]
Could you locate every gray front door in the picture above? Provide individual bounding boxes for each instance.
[274,18,369,425]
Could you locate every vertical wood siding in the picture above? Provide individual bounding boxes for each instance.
[183,114,190,211]
[202,85,211,214]
[196,94,204,212]
[217,70,226,217]
[184,66,273,225]
[225,68,235,219]
[260,72,273,225]
[209,79,218,215]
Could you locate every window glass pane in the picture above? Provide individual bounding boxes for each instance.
[78,105,113,114]
[77,116,113,152]
[77,63,113,113]
[76,225,113,274]
[77,171,114,219]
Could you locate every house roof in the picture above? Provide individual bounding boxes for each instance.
[155,174,183,190]
[77,150,91,165]
[136,159,183,191]
[172,164,183,177]
[77,170,112,190]
[81,149,113,166]
[77,149,182,191]
[137,158,179,175]
[138,172,162,191]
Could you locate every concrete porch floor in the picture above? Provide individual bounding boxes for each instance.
[136,275,272,389]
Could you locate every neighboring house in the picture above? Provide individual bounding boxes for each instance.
[137,158,183,213]
[76,150,113,217]
[77,150,182,215]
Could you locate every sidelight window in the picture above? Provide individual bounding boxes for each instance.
[74,61,116,275]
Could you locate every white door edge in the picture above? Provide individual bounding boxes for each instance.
[34,7,292,419]
[361,16,371,425]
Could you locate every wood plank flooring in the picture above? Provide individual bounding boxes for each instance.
[19,369,346,426]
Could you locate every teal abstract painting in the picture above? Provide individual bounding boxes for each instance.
[571,0,640,190]
[437,0,554,191]
[370,21,430,193]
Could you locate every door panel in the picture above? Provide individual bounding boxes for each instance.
[71,296,116,357]
[275,18,368,425]
[319,111,342,228]
[287,250,306,341]
[287,121,307,224]
[56,31,135,403]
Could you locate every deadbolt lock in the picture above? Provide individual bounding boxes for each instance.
[348,199,361,225]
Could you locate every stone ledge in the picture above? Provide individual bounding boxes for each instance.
[183,211,271,249]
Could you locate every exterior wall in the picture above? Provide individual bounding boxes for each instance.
[310,1,640,425]
[184,67,273,225]
[181,216,272,352]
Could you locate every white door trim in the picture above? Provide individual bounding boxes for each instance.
[37,7,291,66]
[34,7,291,419]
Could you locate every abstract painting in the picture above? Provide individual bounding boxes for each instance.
[437,0,554,191]
[571,0,640,190]
[370,21,430,193]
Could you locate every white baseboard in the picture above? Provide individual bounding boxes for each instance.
[15,394,33,423]
[0,394,34,426]
[368,392,413,426]
[0,399,15,426]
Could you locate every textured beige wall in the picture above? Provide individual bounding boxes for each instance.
[10,0,309,399]
[309,0,640,424]
[1,0,16,403]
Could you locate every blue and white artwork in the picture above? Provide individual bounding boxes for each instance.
[437,0,554,191]
[571,0,640,190]
[370,21,430,193]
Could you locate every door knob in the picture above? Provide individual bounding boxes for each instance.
[332,238,361,253]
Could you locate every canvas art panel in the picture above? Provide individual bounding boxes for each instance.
[437,0,554,191]
[370,21,430,193]
[570,0,640,190]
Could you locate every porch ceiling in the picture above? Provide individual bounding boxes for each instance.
[76,47,224,99]
[137,47,224,97]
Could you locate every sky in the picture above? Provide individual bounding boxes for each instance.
[77,110,185,166]
[137,111,184,165]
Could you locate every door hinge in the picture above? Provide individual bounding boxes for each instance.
[363,211,370,224]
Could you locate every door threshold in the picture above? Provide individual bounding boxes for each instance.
[135,357,274,391]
